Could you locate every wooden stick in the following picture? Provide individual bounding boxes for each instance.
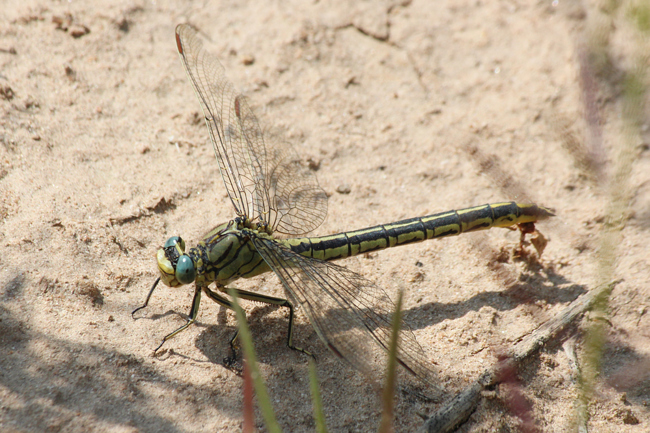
[420,280,620,433]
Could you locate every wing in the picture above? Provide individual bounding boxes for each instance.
[250,235,435,384]
[263,133,328,235]
[175,24,327,235]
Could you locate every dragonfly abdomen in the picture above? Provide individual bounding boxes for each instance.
[285,202,553,262]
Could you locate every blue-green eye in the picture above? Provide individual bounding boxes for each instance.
[164,236,185,251]
[175,254,196,284]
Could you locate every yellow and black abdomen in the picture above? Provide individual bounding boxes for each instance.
[285,202,554,262]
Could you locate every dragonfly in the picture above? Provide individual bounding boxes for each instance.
[132,23,554,384]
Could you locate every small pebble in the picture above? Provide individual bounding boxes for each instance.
[336,184,351,194]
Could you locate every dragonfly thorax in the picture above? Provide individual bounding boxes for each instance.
[194,219,271,286]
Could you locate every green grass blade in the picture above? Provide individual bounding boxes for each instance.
[228,288,282,433]
[378,289,403,433]
[308,359,329,433]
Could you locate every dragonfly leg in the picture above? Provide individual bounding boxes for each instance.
[131,277,160,318]
[210,286,314,359]
[201,286,240,362]
[202,286,234,309]
[154,285,202,352]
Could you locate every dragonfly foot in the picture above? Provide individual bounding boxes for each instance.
[223,351,243,375]
[153,339,167,353]
[289,345,316,361]
[131,305,146,319]
[132,277,160,319]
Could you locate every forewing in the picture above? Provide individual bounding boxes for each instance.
[251,235,434,384]
[175,24,266,221]
[175,24,327,235]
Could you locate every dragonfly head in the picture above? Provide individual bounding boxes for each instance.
[157,236,196,287]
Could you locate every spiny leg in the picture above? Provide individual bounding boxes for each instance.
[131,277,160,318]
[204,285,314,359]
[154,285,202,352]
[228,287,314,359]
[201,286,239,364]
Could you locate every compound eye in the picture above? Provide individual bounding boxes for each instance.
[175,254,196,284]
[164,236,185,252]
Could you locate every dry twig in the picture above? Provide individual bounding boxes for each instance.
[420,280,621,433]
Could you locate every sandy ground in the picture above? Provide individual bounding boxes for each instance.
[1,0,650,432]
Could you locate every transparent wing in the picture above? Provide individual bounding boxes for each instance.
[251,235,434,383]
[175,24,327,235]
[263,133,328,235]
